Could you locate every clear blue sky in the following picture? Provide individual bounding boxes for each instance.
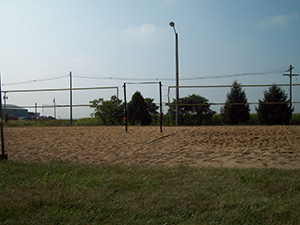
[1,0,300,117]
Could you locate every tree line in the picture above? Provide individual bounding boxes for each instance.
[90,81,294,126]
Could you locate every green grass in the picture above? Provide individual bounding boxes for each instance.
[1,161,300,224]
[3,118,100,127]
[3,113,300,127]
[291,113,300,125]
[4,119,71,127]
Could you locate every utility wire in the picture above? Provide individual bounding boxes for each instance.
[2,75,69,86]
[73,68,288,81]
[294,69,300,84]
[73,75,159,81]
[1,67,289,86]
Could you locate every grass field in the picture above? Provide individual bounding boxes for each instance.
[1,160,300,224]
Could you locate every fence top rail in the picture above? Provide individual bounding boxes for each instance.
[167,83,300,104]
[19,104,96,108]
[18,101,300,109]
[125,81,161,85]
[168,83,300,89]
[2,86,119,93]
[166,101,300,106]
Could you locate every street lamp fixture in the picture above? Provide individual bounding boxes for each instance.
[169,21,179,125]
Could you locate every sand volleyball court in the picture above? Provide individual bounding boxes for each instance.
[4,126,300,169]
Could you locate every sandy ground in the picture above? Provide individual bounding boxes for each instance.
[3,126,300,169]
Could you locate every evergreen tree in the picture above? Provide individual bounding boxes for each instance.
[256,85,293,125]
[221,81,250,124]
[127,91,152,125]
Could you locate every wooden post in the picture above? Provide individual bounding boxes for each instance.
[283,65,299,109]
[283,65,299,124]
[35,102,37,124]
[123,83,128,132]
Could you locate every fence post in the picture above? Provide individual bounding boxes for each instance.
[0,74,7,160]
[70,71,73,125]
[3,92,7,109]
[123,83,128,132]
[35,102,37,124]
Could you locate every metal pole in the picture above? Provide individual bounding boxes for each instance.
[159,82,163,133]
[70,71,73,125]
[0,73,7,160]
[175,31,179,126]
[289,67,292,107]
[169,22,179,126]
[123,83,128,132]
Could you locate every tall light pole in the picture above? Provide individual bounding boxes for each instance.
[169,21,179,125]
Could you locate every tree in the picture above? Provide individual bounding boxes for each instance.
[145,98,159,116]
[90,95,123,125]
[256,85,293,125]
[127,91,152,125]
[221,81,250,125]
[145,97,159,124]
[167,94,215,125]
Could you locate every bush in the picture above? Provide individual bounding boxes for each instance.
[206,114,225,125]
[291,114,300,125]
[247,114,260,125]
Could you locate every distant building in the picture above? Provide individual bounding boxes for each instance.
[28,112,40,119]
[2,104,28,119]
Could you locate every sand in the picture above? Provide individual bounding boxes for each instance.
[3,126,300,169]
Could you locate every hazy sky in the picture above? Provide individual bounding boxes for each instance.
[1,0,300,117]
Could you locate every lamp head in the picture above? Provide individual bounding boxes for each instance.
[169,22,175,27]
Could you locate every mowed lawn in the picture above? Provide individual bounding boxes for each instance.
[1,160,300,224]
